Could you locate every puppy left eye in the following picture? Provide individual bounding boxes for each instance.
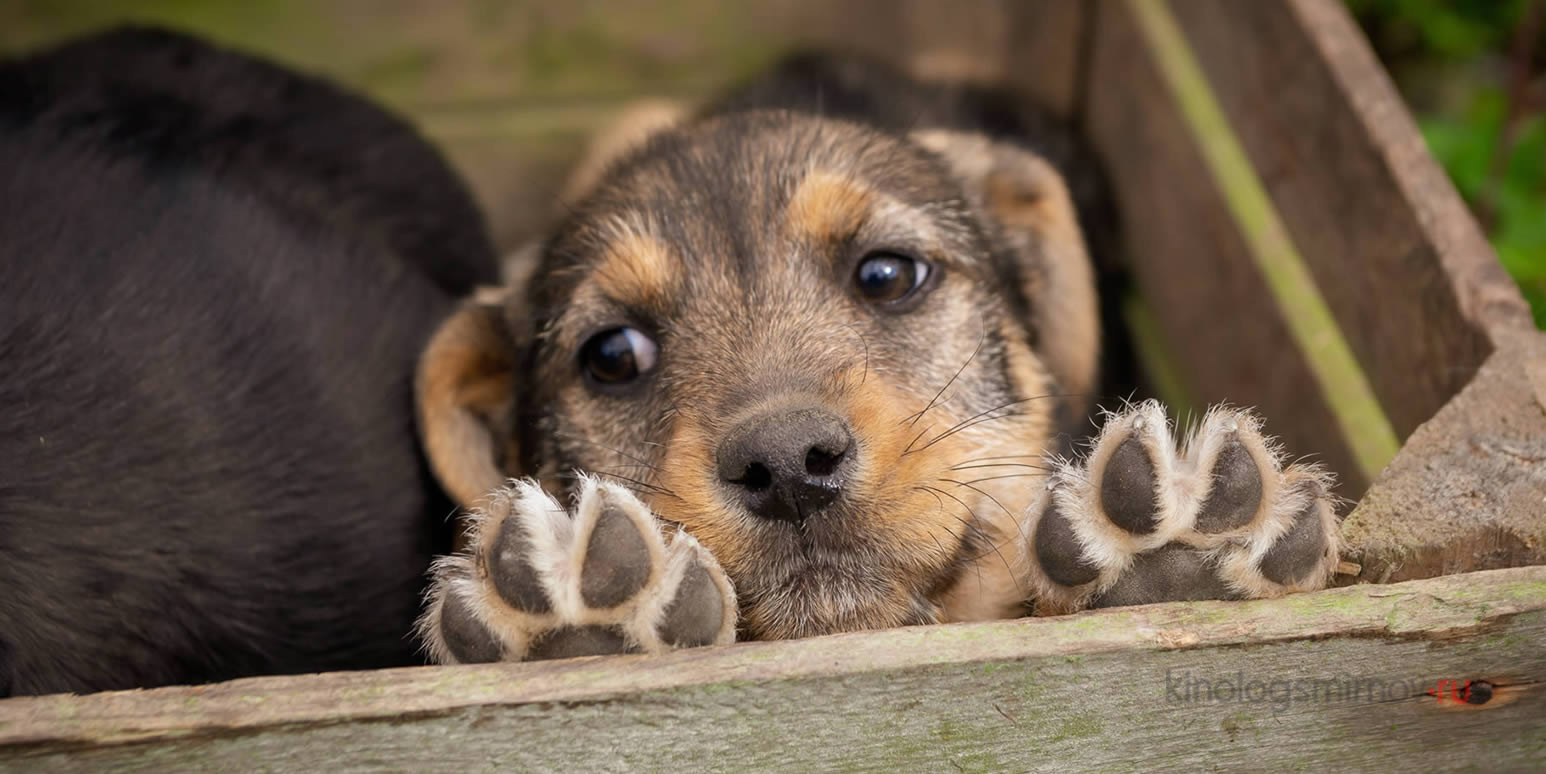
[854,251,931,303]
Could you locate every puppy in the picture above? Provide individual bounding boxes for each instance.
[415,54,1344,663]
[0,27,498,696]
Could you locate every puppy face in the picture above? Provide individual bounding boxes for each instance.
[500,111,1082,639]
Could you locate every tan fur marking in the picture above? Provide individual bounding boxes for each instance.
[843,379,970,548]
[592,229,678,309]
[786,170,874,245]
[646,418,745,575]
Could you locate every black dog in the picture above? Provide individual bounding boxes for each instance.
[0,27,497,696]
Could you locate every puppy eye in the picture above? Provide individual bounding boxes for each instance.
[580,327,658,386]
[854,252,931,303]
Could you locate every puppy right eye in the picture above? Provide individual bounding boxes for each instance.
[580,327,658,386]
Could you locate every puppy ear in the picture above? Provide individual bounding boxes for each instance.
[911,130,1101,410]
[416,288,520,509]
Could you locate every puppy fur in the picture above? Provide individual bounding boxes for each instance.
[420,54,1118,640]
[0,28,498,695]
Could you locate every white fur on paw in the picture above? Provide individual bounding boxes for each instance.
[417,476,737,664]
[1025,401,1341,613]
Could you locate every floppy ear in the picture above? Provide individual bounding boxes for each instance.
[911,130,1101,413]
[415,288,520,509]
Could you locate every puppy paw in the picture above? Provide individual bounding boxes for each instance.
[1026,401,1340,614]
[418,477,737,663]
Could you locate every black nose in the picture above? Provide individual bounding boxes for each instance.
[715,408,855,523]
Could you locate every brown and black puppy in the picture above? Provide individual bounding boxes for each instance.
[416,54,1344,663]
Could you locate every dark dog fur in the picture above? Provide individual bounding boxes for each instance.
[0,28,497,696]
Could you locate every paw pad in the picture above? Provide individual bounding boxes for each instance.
[419,477,737,664]
[1026,401,1341,613]
[1193,438,1263,533]
[1099,436,1163,535]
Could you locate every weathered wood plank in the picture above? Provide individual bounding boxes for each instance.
[1341,330,1546,584]
[0,0,785,110]
[431,0,1084,251]
[2,567,1543,772]
[1004,0,1090,120]
[1168,0,1535,442]
[1131,0,1405,481]
[1084,0,1367,492]
[0,1,1090,252]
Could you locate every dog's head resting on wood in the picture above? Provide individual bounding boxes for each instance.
[417,55,1102,640]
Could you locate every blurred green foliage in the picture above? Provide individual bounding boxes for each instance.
[1348,0,1546,327]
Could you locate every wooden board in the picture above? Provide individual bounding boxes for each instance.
[2,566,1543,772]
[0,0,1085,252]
[1004,1,1092,120]
[1167,0,1534,442]
[1084,0,1367,491]
[1341,329,1546,583]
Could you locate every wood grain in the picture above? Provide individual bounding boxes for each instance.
[1341,330,1546,584]
[1084,0,1366,492]
[1129,0,1403,481]
[1165,0,1535,441]
[2,567,1542,772]
[1003,0,1089,119]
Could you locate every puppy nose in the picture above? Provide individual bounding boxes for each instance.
[715,408,855,523]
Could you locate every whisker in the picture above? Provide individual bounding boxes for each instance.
[907,390,1090,457]
[928,529,950,564]
[936,477,1031,592]
[840,322,872,387]
[915,485,951,536]
[916,486,993,545]
[949,462,1053,472]
[937,478,1015,519]
[902,424,934,456]
[919,484,1023,597]
[558,469,682,501]
[949,473,1045,487]
[908,407,1025,455]
[921,485,1020,587]
[953,454,1050,463]
[552,431,663,473]
[905,396,1043,455]
[902,324,988,427]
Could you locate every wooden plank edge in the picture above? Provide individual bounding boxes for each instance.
[1341,330,1546,583]
[1127,0,1401,481]
[1285,0,1536,342]
[2,565,1543,751]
